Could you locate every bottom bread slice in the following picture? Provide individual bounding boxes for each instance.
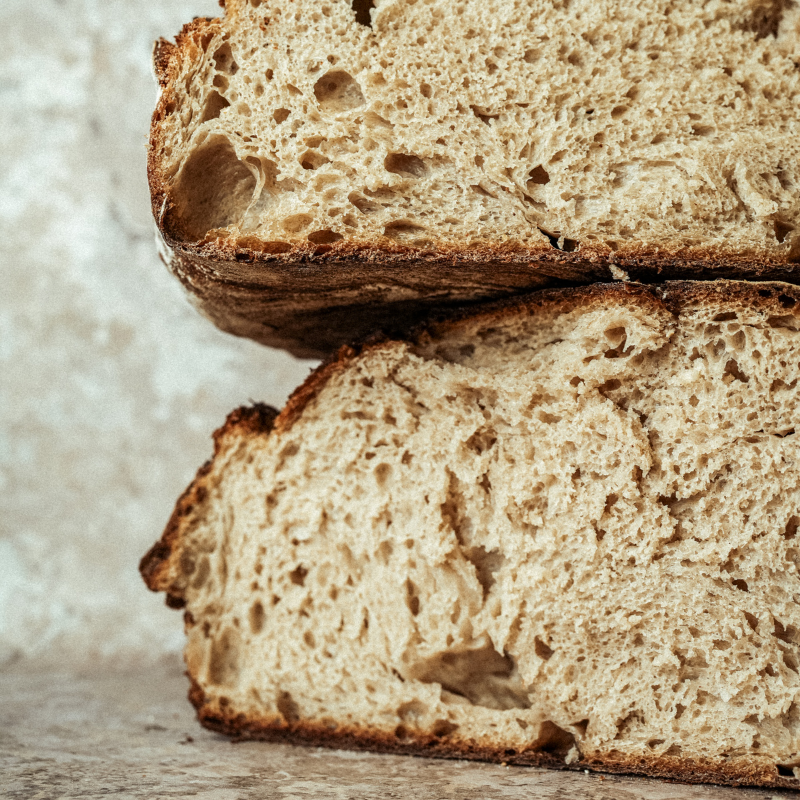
[142,281,800,789]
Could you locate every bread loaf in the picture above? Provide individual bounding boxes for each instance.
[149,0,800,356]
[142,280,800,789]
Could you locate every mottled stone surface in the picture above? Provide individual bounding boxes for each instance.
[1,0,315,669]
[1,662,788,800]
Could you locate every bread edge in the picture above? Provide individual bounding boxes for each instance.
[140,280,800,789]
[147,15,800,276]
[186,672,800,790]
[146,15,800,356]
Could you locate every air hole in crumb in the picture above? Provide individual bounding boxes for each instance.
[248,601,265,634]
[406,579,421,615]
[778,765,796,777]
[385,153,428,178]
[785,517,800,539]
[172,136,256,239]
[732,579,749,592]
[538,227,578,252]
[531,721,576,756]
[273,108,290,123]
[289,565,308,586]
[303,631,316,648]
[375,463,391,486]
[201,90,231,123]
[349,193,381,214]
[466,430,497,454]
[573,718,589,737]
[471,184,493,198]
[768,315,800,331]
[528,165,550,185]
[261,241,293,254]
[534,637,554,660]
[307,229,343,244]
[432,719,459,737]
[207,627,240,686]
[470,105,499,124]
[744,611,759,631]
[463,546,504,599]
[408,642,530,710]
[213,43,239,74]
[352,0,375,25]
[384,221,427,240]
[314,70,365,112]
[276,691,300,722]
[300,150,330,170]
[723,358,749,384]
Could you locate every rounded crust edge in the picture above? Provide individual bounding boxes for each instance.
[185,675,799,791]
[138,402,279,596]
[146,12,800,356]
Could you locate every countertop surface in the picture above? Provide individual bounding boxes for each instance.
[1,662,791,800]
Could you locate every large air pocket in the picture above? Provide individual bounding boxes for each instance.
[171,135,256,240]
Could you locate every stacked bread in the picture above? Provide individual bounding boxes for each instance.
[141,0,800,789]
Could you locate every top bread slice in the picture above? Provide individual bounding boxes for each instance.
[150,0,800,356]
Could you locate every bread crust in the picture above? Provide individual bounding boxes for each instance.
[185,674,800,790]
[139,402,278,597]
[147,15,800,358]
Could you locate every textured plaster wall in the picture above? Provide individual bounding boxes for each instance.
[1,0,316,668]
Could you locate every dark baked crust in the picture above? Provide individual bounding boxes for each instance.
[147,15,800,358]
[152,225,800,360]
[142,280,800,790]
[139,402,278,596]
[185,674,800,790]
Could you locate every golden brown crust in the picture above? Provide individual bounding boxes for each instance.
[184,674,799,790]
[139,402,278,595]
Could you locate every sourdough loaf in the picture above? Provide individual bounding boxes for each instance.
[143,280,800,789]
[150,0,800,356]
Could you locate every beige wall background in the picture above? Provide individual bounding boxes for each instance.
[1,0,316,668]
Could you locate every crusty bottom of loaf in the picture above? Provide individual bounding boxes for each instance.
[186,674,797,790]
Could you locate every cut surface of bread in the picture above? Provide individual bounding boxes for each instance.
[150,0,800,356]
[143,280,800,789]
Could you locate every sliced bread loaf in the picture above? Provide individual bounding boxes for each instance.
[150,0,800,356]
[142,280,800,789]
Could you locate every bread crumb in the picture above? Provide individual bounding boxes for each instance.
[609,265,630,281]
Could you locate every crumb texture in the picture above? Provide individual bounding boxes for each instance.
[154,0,800,261]
[146,281,800,788]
